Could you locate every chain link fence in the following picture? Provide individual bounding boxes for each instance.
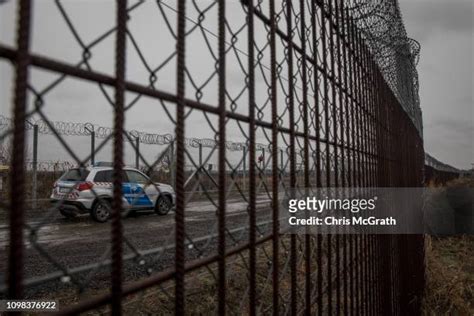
[1,0,425,314]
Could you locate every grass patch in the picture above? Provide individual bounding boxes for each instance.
[423,235,474,315]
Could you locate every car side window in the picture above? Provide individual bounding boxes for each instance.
[126,171,149,184]
[94,170,113,182]
[94,170,127,183]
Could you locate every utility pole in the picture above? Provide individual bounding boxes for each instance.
[26,119,38,210]
[85,124,95,166]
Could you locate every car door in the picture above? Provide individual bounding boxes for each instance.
[93,170,130,209]
[124,170,157,209]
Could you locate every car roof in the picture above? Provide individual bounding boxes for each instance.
[65,166,142,174]
[89,166,141,172]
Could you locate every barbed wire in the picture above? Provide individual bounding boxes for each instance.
[3,154,460,175]
[425,153,461,174]
[346,0,422,134]
[26,160,76,172]
[0,115,274,153]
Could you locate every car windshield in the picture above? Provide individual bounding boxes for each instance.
[60,168,89,181]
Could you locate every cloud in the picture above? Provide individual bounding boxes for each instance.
[399,0,473,168]
[400,0,473,42]
[430,117,473,137]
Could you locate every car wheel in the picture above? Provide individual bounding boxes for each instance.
[91,199,111,223]
[155,196,172,215]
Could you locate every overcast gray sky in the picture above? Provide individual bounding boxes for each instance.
[1,0,473,170]
[399,0,473,169]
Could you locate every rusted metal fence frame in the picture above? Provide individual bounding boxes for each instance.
[8,0,32,302]
[1,0,426,315]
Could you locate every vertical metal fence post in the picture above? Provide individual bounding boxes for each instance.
[340,2,350,314]
[8,0,32,300]
[357,27,365,316]
[360,32,369,316]
[91,129,95,166]
[170,140,176,189]
[175,0,187,314]
[347,14,356,316]
[329,0,338,190]
[247,1,257,314]
[111,0,127,314]
[243,146,247,192]
[25,119,38,210]
[269,1,279,313]
[298,0,311,314]
[369,49,377,316]
[332,0,344,313]
[286,0,297,314]
[198,143,203,169]
[85,124,95,166]
[32,123,38,210]
[217,0,227,313]
[198,142,203,194]
[350,17,361,315]
[310,2,323,315]
[135,136,140,169]
[374,65,383,316]
[320,2,333,314]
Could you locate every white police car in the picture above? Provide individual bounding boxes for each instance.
[50,163,176,222]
